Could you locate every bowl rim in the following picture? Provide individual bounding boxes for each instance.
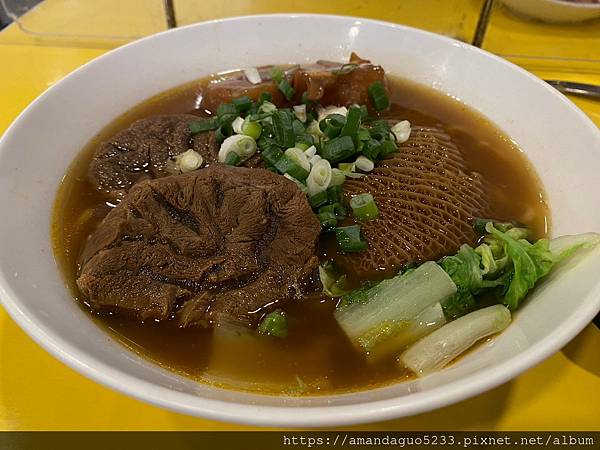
[1,13,600,427]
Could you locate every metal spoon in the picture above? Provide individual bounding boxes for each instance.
[544,80,600,100]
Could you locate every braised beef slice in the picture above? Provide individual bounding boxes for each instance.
[88,115,263,200]
[339,126,491,279]
[77,165,321,327]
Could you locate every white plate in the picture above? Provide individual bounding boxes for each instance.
[0,14,599,427]
[501,0,600,23]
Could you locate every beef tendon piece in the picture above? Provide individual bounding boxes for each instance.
[293,53,388,107]
[340,126,491,279]
[200,54,387,113]
[201,78,286,113]
[77,165,321,328]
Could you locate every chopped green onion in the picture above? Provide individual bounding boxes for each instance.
[368,80,390,111]
[361,139,382,160]
[368,120,392,140]
[350,193,379,221]
[379,139,398,157]
[232,116,245,134]
[216,103,238,124]
[232,96,253,113]
[272,110,296,148]
[274,154,309,180]
[306,159,332,196]
[260,146,283,166]
[258,309,288,338]
[355,155,375,172]
[339,105,362,138]
[309,190,329,209]
[338,162,355,172]
[293,104,307,122]
[269,67,284,83]
[319,113,346,139]
[295,142,310,151]
[330,168,346,186]
[335,225,368,253]
[258,101,277,114]
[320,203,345,220]
[215,123,233,143]
[189,118,219,134]
[391,120,411,143]
[358,105,369,120]
[292,119,313,146]
[219,134,257,164]
[283,173,308,194]
[284,147,311,173]
[258,91,273,104]
[175,149,203,173]
[320,135,356,163]
[357,128,371,142]
[326,185,343,204]
[278,79,295,101]
[242,120,262,140]
[224,152,241,166]
[333,202,347,219]
[317,207,338,230]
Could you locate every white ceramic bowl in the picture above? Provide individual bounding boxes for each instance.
[501,0,600,23]
[1,15,600,427]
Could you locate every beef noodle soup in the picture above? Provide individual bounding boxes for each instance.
[52,56,550,395]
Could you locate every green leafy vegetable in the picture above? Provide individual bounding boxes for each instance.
[334,262,456,357]
[486,223,554,310]
[319,261,352,297]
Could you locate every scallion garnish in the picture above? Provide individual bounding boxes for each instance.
[319,114,346,138]
[339,105,362,139]
[189,118,219,134]
[292,120,313,146]
[318,209,338,231]
[270,67,284,83]
[278,79,295,101]
[215,122,233,143]
[274,154,309,180]
[232,96,253,113]
[261,146,283,166]
[368,80,390,111]
[379,139,398,157]
[242,120,262,140]
[258,309,288,338]
[258,91,273,105]
[309,190,329,209]
[361,139,382,161]
[326,185,343,204]
[350,193,379,221]
[320,135,356,163]
[217,103,238,124]
[335,225,368,253]
[224,152,241,166]
[272,110,296,148]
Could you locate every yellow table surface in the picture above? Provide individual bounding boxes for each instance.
[0,0,599,431]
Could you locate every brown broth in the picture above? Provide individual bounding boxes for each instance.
[51,73,549,395]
